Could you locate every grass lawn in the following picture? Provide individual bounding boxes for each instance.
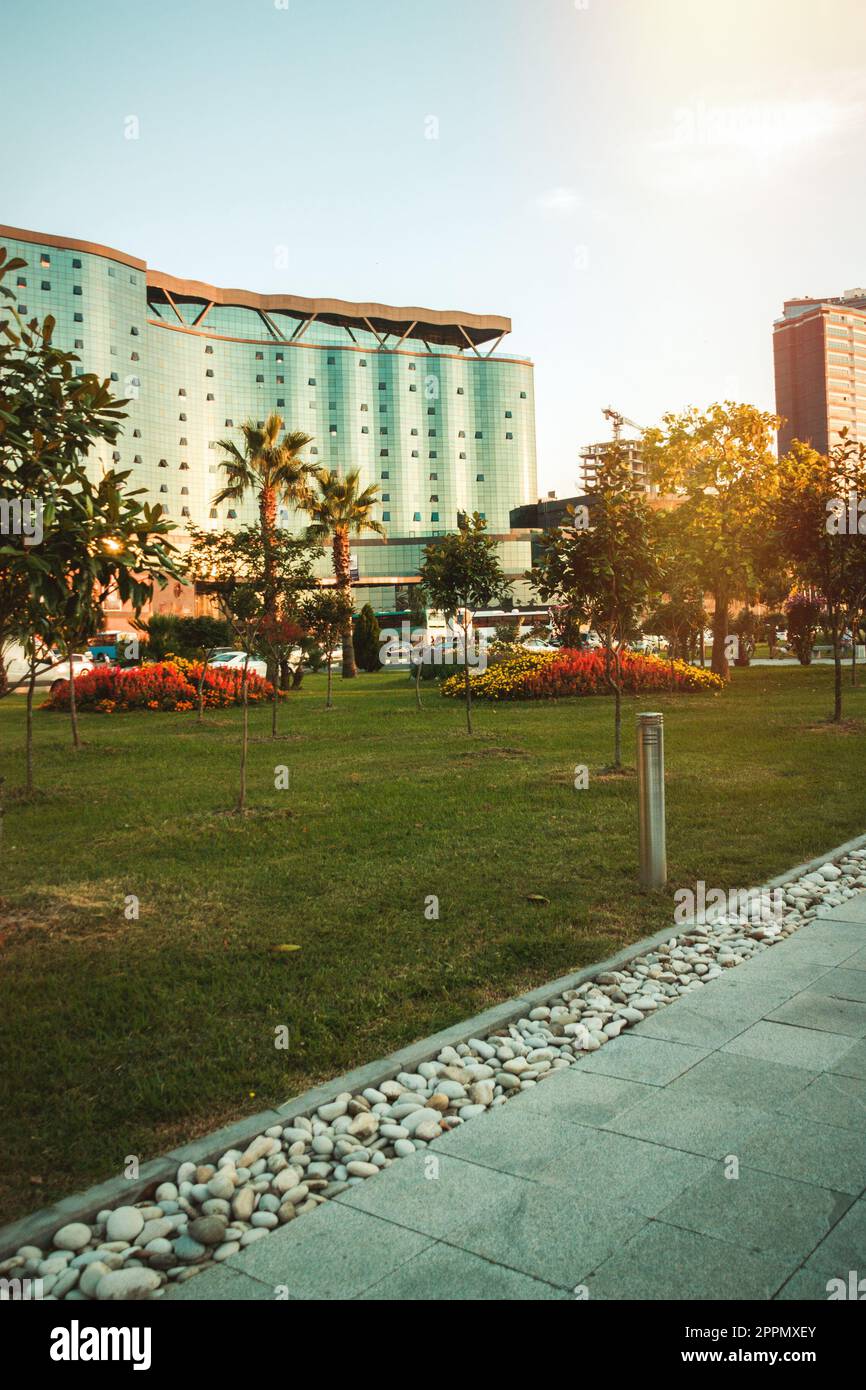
[0,665,864,1224]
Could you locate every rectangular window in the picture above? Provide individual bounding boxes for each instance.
[431,512,439,522]
[382,511,390,521]
[72,258,82,268]
[41,280,50,290]
[73,285,82,295]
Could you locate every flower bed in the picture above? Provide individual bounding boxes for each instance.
[44,662,276,713]
[441,648,724,700]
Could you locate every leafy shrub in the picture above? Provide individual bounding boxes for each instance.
[44,661,276,712]
[441,648,724,700]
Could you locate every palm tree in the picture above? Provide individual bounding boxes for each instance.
[305,468,386,677]
[213,413,313,632]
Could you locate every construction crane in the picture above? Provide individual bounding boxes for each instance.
[602,406,644,441]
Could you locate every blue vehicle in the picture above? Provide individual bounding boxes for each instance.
[88,630,138,665]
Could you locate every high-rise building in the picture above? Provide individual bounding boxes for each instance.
[0,224,539,614]
[773,289,866,457]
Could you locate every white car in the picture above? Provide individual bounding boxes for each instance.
[520,637,558,652]
[206,651,269,679]
[3,645,95,691]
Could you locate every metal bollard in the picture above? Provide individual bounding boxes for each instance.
[637,711,666,889]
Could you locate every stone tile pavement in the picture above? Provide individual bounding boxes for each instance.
[167,895,866,1301]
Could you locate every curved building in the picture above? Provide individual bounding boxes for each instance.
[0,224,538,614]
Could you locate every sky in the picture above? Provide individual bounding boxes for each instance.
[6,0,866,497]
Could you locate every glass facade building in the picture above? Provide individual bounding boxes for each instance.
[1,224,539,613]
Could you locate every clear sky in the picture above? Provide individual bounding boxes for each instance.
[6,0,866,496]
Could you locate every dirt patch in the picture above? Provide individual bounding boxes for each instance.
[802,718,865,736]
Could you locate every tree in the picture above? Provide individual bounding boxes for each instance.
[785,593,823,666]
[419,513,508,734]
[301,589,355,709]
[643,402,780,677]
[304,469,385,678]
[258,614,304,738]
[352,603,381,672]
[213,413,313,681]
[531,449,657,769]
[0,244,179,786]
[771,434,866,720]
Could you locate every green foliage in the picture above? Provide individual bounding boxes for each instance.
[138,613,233,661]
[352,603,381,671]
[419,512,508,619]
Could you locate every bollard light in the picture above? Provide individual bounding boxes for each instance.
[637,711,666,889]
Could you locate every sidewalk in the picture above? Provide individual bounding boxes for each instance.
[167,895,866,1301]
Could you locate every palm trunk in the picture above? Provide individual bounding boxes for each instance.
[260,488,278,686]
[25,660,36,796]
[711,585,729,677]
[333,531,357,678]
[237,656,250,813]
[69,652,81,750]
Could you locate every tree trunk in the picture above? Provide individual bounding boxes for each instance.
[414,652,423,709]
[333,531,357,678]
[260,488,278,685]
[832,613,843,722]
[711,586,729,677]
[197,650,212,723]
[69,652,81,750]
[291,665,304,689]
[25,661,36,796]
[614,681,622,769]
[463,618,472,734]
[237,657,249,813]
[271,682,279,739]
[326,653,333,709]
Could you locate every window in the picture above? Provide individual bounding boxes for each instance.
[380,449,389,457]
[206,368,214,377]
[427,406,436,415]
[429,451,437,458]
[134,454,143,464]
[179,462,189,470]
[40,254,50,267]
[112,450,121,462]
[459,452,466,459]
[256,374,264,383]
[205,345,213,354]
[277,397,285,407]
[506,432,513,440]
[74,338,83,349]
[382,511,391,521]
[410,427,418,436]
[15,277,25,287]
[178,388,186,396]
[225,418,233,426]
[329,400,336,410]
[411,450,419,457]
[359,358,367,366]
[458,430,465,438]
[209,509,218,519]
[110,372,119,381]
[520,391,527,399]
[310,446,319,454]
[329,426,337,434]
[476,473,485,482]
[159,483,168,493]
[41,280,51,290]
[457,387,464,395]
[275,352,283,362]
[133,429,141,438]
[475,431,483,439]
[431,512,439,522]
[361,425,369,434]
[130,351,139,361]
[72,258,81,268]
[73,312,83,322]
[408,363,416,371]
[276,375,284,384]
[158,459,168,468]
[505,410,512,418]
[360,403,368,411]
[179,413,187,421]
[380,427,388,435]
[327,355,335,365]
[430,494,439,502]
[73,285,82,295]
[308,377,316,386]
[180,486,189,495]
[378,382,386,390]
[381,470,389,479]
[409,383,417,391]
[255,351,263,360]
[428,429,436,437]
[227,509,237,519]
[179,437,188,446]
[413,511,421,522]
[429,472,438,480]
[130,326,139,336]
[381,493,390,501]
[108,266,116,278]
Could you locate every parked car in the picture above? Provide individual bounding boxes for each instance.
[4,645,95,691]
[520,637,558,652]
[206,651,269,679]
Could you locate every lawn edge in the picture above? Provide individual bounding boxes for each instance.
[2,826,864,1258]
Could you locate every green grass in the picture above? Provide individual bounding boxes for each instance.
[0,666,864,1223]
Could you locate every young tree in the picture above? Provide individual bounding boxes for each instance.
[258,614,304,738]
[352,603,381,672]
[304,469,386,678]
[419,513,508,734]
[300,589,355,709]
[772,434,866,721]
[643,402,780,677]
[0,245,179,783]
[531,449,657,768]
